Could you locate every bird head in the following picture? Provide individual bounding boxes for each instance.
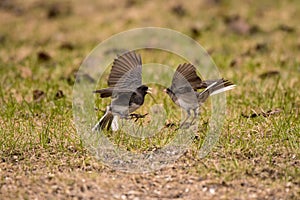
[137,85,152,96]
[163,88,172,95]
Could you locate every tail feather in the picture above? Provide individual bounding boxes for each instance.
[92,106,114,131]
[209,79,235,96]
[93,88,113,98]
[197,82,218,102]
[106,114,113,130]
[196,78,233,89]
[197,79,235,103]
[210,84,236,96]
[100,112,114,131]
[111,116,119,131]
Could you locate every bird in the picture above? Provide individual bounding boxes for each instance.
[92,51,151,131]
[164,63,235,127]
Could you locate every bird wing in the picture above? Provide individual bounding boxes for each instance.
[108,51,142,91]
[93,88,136,98]
[170,63,202,93]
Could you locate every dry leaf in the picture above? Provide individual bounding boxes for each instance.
[190,23,204,39]
[259,71,280,79]
[55,90,64,99]
[277,24,295,33]
[171,4,186,17]
[47,2,72,19]
[33,89,45,102]
[37,51,51,62]
[230,57,243,67]
[224,15,258,35]
[242,108,282,118]
[255,42,268,52]
[59,42,74,50]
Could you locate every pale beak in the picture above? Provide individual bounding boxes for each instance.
[163,89,167,93]
[146,87,157,103]
[147,87,152,94]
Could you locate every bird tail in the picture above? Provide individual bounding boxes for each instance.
[93,88,113,98]
[197,79,235,102]
[92,106,118,131]
[209,79,236,96]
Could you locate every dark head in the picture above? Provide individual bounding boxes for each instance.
[136,85,151,97]
[163,88,177,103]
[163,88,173,96]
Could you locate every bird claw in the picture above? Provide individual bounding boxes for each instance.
[129,113,148,122]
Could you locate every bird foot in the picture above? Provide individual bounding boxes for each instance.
[129,113,148,122]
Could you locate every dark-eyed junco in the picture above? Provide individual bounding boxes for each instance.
[164,63,235,126]
[93,51,151,131]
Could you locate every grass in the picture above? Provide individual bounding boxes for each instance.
[0,0,299,199]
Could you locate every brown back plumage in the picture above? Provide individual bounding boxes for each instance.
[108,51,142,90]
[93,51,142,98]
[171,63,203,91]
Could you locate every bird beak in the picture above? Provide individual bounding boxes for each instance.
[163,89,167,93]
[147,87,152,94]
[146,88,157,103]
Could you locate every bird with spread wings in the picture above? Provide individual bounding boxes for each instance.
[93,51,151,131]
[164,63,235,127]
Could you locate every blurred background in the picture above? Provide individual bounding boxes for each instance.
[1,0,299,98]
[1,0,299,63]
[1,0,299,110]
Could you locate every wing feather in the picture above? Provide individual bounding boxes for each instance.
[108,51,142,90]
[170,63,202,93]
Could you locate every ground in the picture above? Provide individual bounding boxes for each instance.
[0,0,299,199]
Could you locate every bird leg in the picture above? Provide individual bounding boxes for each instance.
[190,108,200,125]
[180,111,191,128]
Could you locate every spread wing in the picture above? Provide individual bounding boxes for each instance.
[108,51,142,91]
[170,63,203,94]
